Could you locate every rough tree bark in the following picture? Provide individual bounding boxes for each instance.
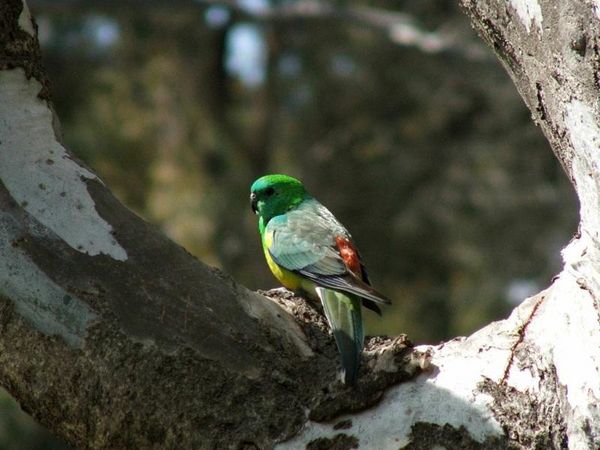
[0,0,598,449]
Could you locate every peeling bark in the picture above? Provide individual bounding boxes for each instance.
[1,0,600,449]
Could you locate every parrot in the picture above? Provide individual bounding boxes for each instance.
[250,174,391,384]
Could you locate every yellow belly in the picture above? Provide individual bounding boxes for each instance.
[263,245,303,290]
[262,228,315,293]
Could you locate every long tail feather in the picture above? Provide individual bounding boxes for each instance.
[316,287,364,385]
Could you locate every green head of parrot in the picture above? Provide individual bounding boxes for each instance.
[250,174,310,226]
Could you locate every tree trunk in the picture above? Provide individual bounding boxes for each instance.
[0,0,599,449]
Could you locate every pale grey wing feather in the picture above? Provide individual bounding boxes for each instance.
[266,199,349,275]
[267,199,392,305]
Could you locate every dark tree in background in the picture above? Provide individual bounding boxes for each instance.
[33,0,575,340]
[0,0,586,448]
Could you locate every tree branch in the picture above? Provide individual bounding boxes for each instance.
[0,1,426,448]
[3,0,600,448]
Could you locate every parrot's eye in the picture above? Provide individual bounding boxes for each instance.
[264,187,275,197]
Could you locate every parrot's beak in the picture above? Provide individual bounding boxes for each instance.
[250,192,258,214]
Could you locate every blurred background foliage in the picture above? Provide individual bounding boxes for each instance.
[2,0,577,447]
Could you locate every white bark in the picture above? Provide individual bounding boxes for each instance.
[0,69,128,260]
[509,0,543,33]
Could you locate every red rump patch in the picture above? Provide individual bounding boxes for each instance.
[335,236,362,276]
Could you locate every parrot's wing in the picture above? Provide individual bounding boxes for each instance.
[300,270,391,305]
[266,199,391,306]
[266,208,346,274]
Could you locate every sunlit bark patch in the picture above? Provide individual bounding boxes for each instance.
[508,0,543,33]
[17,0,34,36]
[0,69,128,261]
